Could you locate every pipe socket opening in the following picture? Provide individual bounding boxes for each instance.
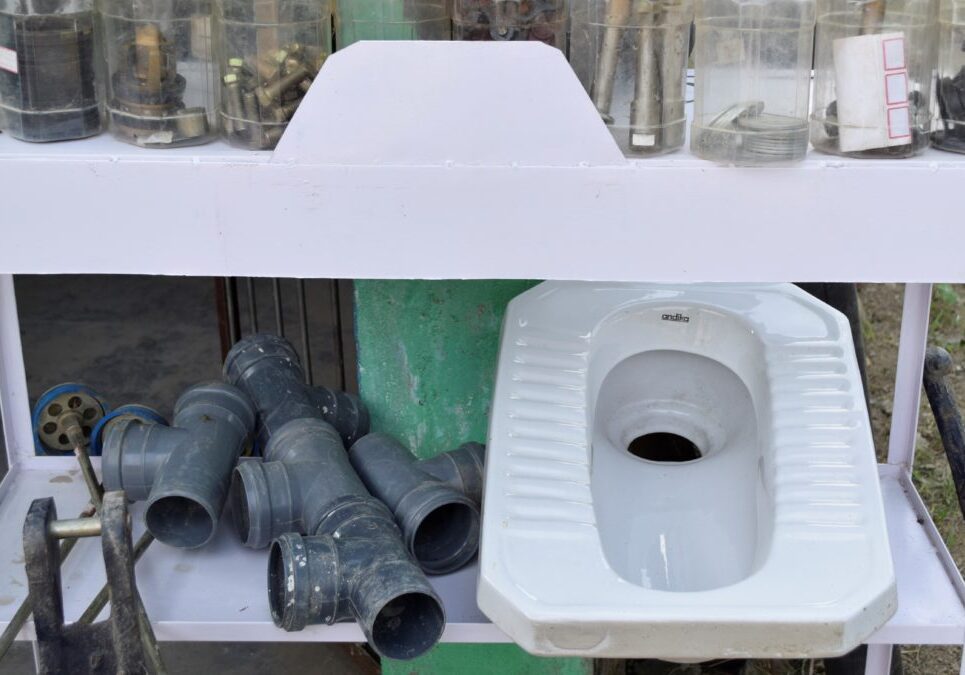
[230,469,251,545]
[267,539,289,625]
[627,432,702,463]
[145,496,215,549]
[413,502,479,574]
[372,592,445,661]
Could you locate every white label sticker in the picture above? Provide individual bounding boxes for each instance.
[0,47,17,74]
[833,32,910,152]
[885,72,907,104]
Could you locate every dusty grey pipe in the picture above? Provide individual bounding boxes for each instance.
[419,441,486,508]
[224,334,445,659]
[348,434,480,574]
[101,382,255,548]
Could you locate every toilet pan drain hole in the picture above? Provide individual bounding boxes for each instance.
[627,432,702,462]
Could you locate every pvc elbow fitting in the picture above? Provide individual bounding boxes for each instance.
[349,434,481,575]
[268,506,445,660]
[102,381,255,549]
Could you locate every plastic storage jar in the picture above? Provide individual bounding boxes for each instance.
[933,0,965,152]
[336,0,449,46]
[811,0,936,157]
[102,0,217,148]
[215,0,331,149]
[570,0,694,155]
[691,0,815,164]
[452,0,567,47]
[0,0,102,142]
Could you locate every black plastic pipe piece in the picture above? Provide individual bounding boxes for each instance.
[349,434,481,574]
[419,441,486,508]
[224,334,445,659]
[101,382,255,549]
[307,385,370,448]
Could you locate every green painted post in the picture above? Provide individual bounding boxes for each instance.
[354,279,592,675]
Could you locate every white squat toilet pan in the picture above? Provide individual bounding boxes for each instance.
[477,282,896,660]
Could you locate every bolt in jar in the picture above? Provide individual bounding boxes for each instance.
[0,0,102,142]
[933,0,965,151]
[102,0,218,147]
[811,0,937,157]
[691,0,815,164]
[570,0,694,155]
[452,0,567,48]
[215,0,332,149]
[336,0,449,47]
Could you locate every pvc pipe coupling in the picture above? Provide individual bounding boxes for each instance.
[224,334,445,659]
[349,434,482,574]
[101,381,255,549]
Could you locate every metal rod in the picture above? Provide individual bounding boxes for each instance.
[49,517,102,539]
[72,439,104,509]
[272,278,284,337]
[297,279,312,385]
[134,584,165,675]
[77,532,154,625]
[629,8,662,150]
[224,278,241,345]
[246,278,258,334]
[331,280,347,391]
[887,283,933,467]
[0,504,96,661]
[591,0,631,120]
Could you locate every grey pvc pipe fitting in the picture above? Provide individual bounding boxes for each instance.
[101,381,255,549]
[308,386,370,448]
[224,334,445,659]
[419,441,486,508]
[348,434,480,575]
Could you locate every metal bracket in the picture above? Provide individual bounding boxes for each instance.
[23,491,146,675]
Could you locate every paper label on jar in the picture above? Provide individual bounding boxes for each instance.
[0,47,17,74]
[833,32,911,152]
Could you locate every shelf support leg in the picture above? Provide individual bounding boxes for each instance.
[887,283,933,469]
[0,275,33,469]
[864,643,892,675]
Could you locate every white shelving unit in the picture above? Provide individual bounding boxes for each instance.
[0,41,964,675]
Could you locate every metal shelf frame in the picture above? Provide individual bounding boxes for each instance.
[0,41,963,675]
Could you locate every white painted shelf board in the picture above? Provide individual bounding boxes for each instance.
[0,459,961,647]
[1,42,965,282]
[0,457,506,644]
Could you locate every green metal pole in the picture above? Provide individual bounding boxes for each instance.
[354,279,591,675]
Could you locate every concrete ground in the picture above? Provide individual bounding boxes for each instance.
[0,274,375,675]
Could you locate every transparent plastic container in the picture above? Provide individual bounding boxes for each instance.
[811,0,936,157]
[215,0,331,149]
[102,0,217,148]
[691,0,815,164]
[570,0,694,155]
[933,0,965,152]
[452,0,567,48]
[336,0,449,47]
[0,0,102,142]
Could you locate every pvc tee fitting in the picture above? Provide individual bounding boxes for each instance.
[349,434,481,574]
[225,334,445,659]
[101,382,255,549]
